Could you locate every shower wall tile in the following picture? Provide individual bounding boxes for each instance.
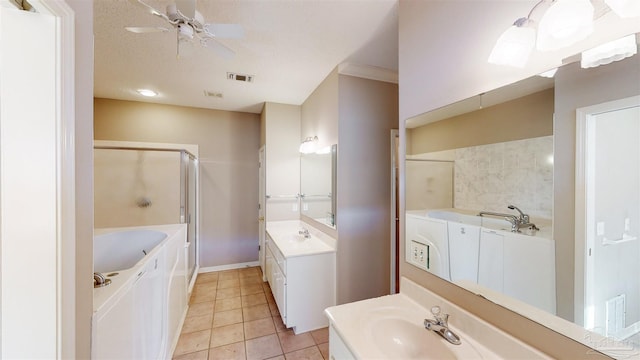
[453,136,553,219]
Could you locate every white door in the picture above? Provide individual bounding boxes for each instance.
[259,146,266,279]
[576,96,640,338]
[0,2,75,358]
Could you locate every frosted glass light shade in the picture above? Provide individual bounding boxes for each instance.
[488,22,536,68]
[605,0,640,18]
[581,34,638,68]
[537,0,594,51]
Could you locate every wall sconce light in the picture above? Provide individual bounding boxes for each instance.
[299,136,318,154]
[489,0,638,68]
[581,34,638,68]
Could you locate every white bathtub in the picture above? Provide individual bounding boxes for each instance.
[94,228,168,273]
[92,224,188,360]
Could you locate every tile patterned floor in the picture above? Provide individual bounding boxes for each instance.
[173,266,330,360]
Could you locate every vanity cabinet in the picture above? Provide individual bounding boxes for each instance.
[265,231,336,334]
[329,324,356,360]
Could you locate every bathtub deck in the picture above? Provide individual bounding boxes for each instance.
[172,266,330,360]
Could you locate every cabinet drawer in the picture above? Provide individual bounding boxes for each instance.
[267,238,286,276]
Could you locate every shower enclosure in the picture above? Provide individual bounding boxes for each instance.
[94,142,199,287]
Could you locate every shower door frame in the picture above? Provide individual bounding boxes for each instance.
[94,141,200,289]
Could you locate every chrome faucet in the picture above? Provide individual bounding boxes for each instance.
[479,205,539,233]
[298,228,310,239]
[424,306,461,345]
[93,272,111,288]
[478,211,520,232]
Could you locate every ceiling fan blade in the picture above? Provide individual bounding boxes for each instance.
[203,23,244,39]
[125,26,170,34]
[202,38,235,60]
[175,0,197,20]
[129,0,164,16]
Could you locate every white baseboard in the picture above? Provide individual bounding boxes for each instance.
[198,261,259,273]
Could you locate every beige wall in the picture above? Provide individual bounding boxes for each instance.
[94,149,182,228]
[407,88,553,155]
[94,98,260,268]
[300,70,398,304]
[263,102,301,221]
[553,56,640,322]
[336,74,398,303]
[70,0,94,357]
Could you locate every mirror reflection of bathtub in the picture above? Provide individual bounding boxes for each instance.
[406,208,555,314]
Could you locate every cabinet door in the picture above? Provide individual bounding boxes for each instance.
[266,246,274,287]
[273,264,286,323]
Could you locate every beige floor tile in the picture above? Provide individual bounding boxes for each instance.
[242,293,267,307]
[310,328,328,345]
[283,346,323,360]
[242,304,272,322]
[197,272,219,284]
[241,284,265,296]
[194,281,218,294]
[218,278,241,289]
[218,271,239,282]
[174,329,211,357]
[215,296,242,312]
[245,334,283,360]
[317,342,329,360]
[216,287,242,300]
[191,290,217,304]
[181,314,213,333]
[272,316,287,333]
[208,341,246,360]
[172,349,209,360]
[277,330,315,354]
[268,301,280,317]
[240,276,263,286]
[209,323,244,348]
[213,308,243,328]
[187,302,214,318]
[244,317,276,340]
[265,356,284,360]
[238,267,260,278]
[262,282,271,292]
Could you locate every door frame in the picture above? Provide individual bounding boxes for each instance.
[0,0,76,357]
[575,95,640,329]
[390,129,399,294]
[259,146,266,280]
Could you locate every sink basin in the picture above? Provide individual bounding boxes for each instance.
[368,317,457,359]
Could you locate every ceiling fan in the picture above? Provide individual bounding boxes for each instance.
[126,0,244,59]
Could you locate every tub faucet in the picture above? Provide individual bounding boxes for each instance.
[478,211,520,232]
[424,306,461,345]
[298,228,310,239]
[508,204,529,224]
[94,272,111,288]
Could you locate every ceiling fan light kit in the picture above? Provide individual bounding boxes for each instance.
[128,0,244,58]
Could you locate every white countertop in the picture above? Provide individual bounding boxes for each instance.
[266,220,336,258]
[325,277,550,359]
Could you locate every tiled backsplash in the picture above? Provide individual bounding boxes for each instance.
[454,136,553,219]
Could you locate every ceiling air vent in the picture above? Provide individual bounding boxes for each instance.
[227,72,254,83]
[204,90,223,98]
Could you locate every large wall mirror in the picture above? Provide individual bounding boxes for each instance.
[300,144,337,229]
[405,41,640,356]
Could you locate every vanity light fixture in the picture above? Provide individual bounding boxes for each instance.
[536,0,594,51]
[538,67,558,78]
[487,17,536,68]
[605,0,640,18]
[315,146,332,155]
[580,34,638,68]
[489,0,638,68]
[299,136,318,154]
[137,88,158,97]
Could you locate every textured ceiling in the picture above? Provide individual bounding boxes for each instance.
[94,0,399,114]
